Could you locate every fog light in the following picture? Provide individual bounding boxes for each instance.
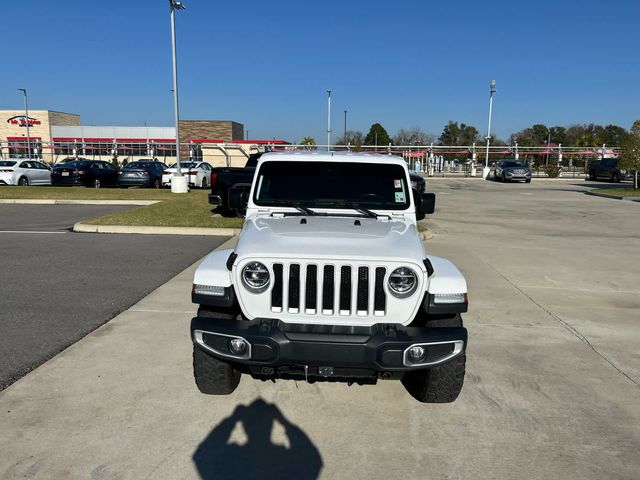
[229,338,248,355]
[407,345,426,363]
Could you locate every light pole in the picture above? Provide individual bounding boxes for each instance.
[17,89,31,160]
[169,0,187,192]
[326,90,332,151]
[343,110,347,145]
[483,79,496,179]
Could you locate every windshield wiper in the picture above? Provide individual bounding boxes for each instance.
[315,201,380,219]
[269,200,317,216]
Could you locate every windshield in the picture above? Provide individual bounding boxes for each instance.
[505,161,526,168]
[253,161,411,210]
[124,162,153,169]
[0,161,17,167]
[169,162,197,169]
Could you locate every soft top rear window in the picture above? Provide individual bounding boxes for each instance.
[254,161,411,210]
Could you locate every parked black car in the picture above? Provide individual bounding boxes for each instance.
[118,160,167,188]
[588,158,633,182]
[51,160,118,188]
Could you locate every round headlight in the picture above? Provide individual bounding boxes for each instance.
[388,267,418,298]
[241,262,270,292]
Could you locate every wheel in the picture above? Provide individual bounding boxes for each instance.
[589,171,596,181]
[501,173,506,183]
[152,178,161,189]
[92,178,101,188]
[612,173,620,183]
[193,345,241,395]
[201,177,208,189]
[18,176,29,186]
[525,178,531,183]
[401,314,466,403]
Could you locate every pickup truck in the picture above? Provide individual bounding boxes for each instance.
[209,152,426,217]
[208,153,260,217]
[588,158,633,182]
[191,152,468,403]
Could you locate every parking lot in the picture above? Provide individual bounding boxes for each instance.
[0,179,638,479]
[0,204,229,390]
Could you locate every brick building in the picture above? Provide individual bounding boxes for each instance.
[0,110,288,167]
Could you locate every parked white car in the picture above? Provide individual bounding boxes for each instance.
[0,160,52,186]
[162,161,212,188]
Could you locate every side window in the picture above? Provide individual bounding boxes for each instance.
[103,162,115,170]
[19,161,32,168]
[202,163,211,171]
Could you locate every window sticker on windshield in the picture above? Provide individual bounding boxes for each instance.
[395,191,406,203]
[394,179,401,189]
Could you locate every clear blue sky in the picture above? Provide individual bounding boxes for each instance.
[1,0,638,143]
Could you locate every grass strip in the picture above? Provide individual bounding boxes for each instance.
[591,188,640,197]
[0,186,243,228]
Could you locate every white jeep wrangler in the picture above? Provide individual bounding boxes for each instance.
[190,152,468,402]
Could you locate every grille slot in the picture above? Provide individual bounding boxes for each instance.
[271,264,283,312]
[288,264,300,312]
[322,266,335,314]
[374,267,386,315]
[357,267,369,315]
[305,265,318,313]
[339,266,352,314]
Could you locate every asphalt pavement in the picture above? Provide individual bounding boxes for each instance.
[0,204,229,390]
[0,181,639,479]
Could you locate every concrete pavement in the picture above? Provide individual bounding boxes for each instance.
[1,179,639,479]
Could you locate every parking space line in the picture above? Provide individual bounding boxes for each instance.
[0,230,68,234]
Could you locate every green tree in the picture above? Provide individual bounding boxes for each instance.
[549,126,567,145]
[439,121,461,145]
[364,123,391,147]
[620,121,640,189]
[602,124,627,146]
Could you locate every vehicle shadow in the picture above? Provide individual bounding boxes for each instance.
[575,180,633,190]
[192,398,323,480]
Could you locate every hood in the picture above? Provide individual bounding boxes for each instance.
[235,215,425,263]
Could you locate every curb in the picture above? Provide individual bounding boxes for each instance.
[0,199,160,205]
[584,191,640,202]
[73,222,241,236]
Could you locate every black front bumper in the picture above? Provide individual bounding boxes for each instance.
[191,316,467,378]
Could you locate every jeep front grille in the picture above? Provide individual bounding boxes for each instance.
[270,263,387,317]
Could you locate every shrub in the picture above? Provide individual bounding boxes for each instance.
[543,164,562,178]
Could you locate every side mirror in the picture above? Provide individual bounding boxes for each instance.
[414,191,435,220]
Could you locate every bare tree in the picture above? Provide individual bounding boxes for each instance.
[394,127,436,146]
[336,130,364,146]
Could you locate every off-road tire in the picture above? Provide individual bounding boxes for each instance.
[193,345,241,395]
[402,313,466,403]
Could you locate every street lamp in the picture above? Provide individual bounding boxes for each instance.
[326,90,332,151]
[483,79,496,179]
[169,0,187,192]
[343,110,347,146]
[17,88,31,160]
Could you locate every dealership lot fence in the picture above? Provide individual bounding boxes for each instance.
[0,140,620,174]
